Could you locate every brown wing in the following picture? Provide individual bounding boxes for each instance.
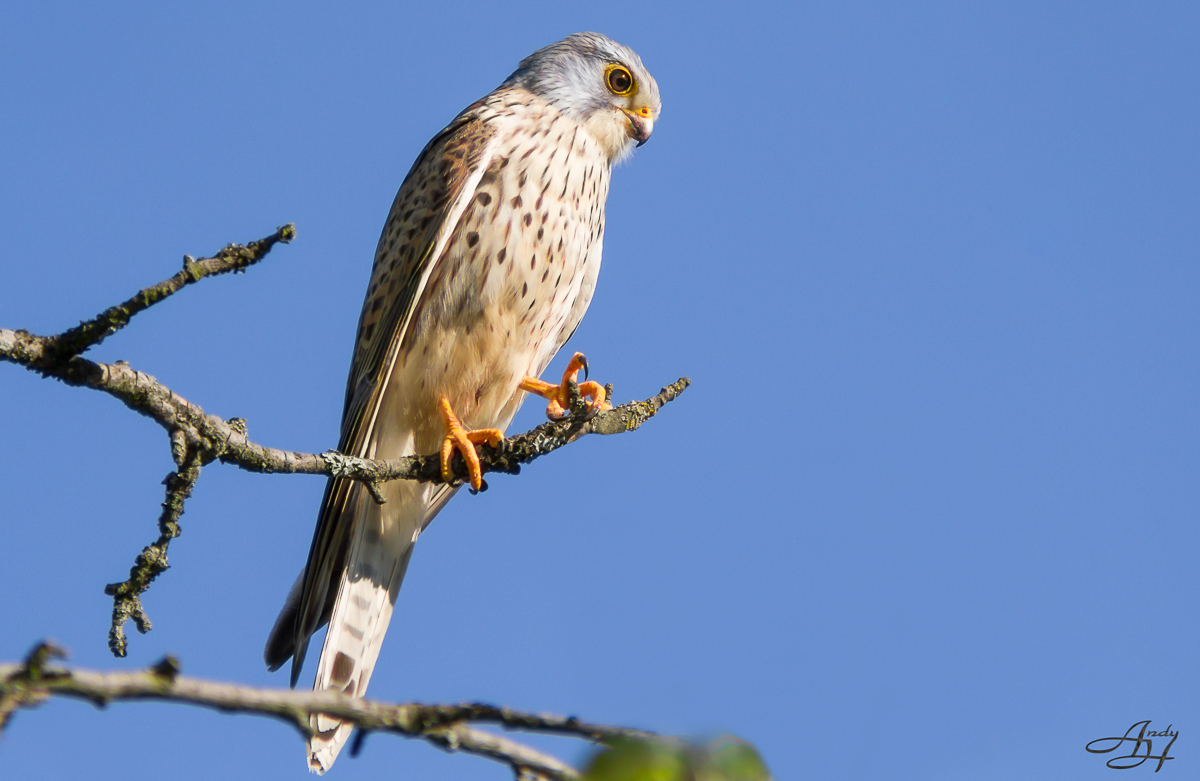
[265,106,499,683]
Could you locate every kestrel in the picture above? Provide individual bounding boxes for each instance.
[263,32,660,773]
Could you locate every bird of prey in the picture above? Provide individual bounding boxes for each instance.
[263,32,660,773]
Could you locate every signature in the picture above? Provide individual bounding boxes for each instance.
[1086,721,1177,771]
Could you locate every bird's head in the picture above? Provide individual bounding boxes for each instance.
[504,32,661,163]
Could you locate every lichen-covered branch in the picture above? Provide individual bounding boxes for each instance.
[0,223,687,493]
[0,643,655,780]
[0,226,690,657]
[0,325,688,491]
[44,224,295,360]
[103,451,203,658]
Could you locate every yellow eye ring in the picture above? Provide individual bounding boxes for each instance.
[605,64,636,97]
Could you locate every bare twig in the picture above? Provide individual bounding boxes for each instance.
[45,224,295,360]
[0,644,656,780]
[103,450,203,657]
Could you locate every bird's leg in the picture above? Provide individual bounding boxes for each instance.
[518,352,611,421]
[438,398,503,490]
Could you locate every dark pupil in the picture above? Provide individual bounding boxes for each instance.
[610,69,631,92]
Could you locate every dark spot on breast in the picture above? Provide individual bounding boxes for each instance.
[523,214,532,227]
[521,282,528,297]
[476,192,492,206]
[496,247,506,264]
[511,195,523,208]
[467,232,479,247]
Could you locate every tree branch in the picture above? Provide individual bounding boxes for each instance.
[0,228,690,658]
[103,450,203,658]
[0,643,656,780]
[44,224,296,360]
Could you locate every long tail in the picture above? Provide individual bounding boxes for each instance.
[306,478,451,773]
[308,531,414,771]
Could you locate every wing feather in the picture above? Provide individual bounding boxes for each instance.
[264,107,500,683]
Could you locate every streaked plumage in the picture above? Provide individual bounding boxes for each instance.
[264,32,660,773]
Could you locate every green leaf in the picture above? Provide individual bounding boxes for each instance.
[582,735,771,781]
[583,738,687,781]
[705,737,772,781]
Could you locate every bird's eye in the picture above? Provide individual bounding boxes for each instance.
[605,65,635,96]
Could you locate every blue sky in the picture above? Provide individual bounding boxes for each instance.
[2,2,1198,779]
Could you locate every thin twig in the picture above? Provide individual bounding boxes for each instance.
[103,450,203,657]
[44,224,295,359]
[0,644,656,779]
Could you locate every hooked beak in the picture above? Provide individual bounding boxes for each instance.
[623,109,654,147]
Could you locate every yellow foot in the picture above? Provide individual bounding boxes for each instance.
[438,397,503,490]
[518,352,612,421]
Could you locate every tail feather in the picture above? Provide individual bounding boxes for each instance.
[308,543,414,771]
[305,478,453,774]
[267,415,460,773]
